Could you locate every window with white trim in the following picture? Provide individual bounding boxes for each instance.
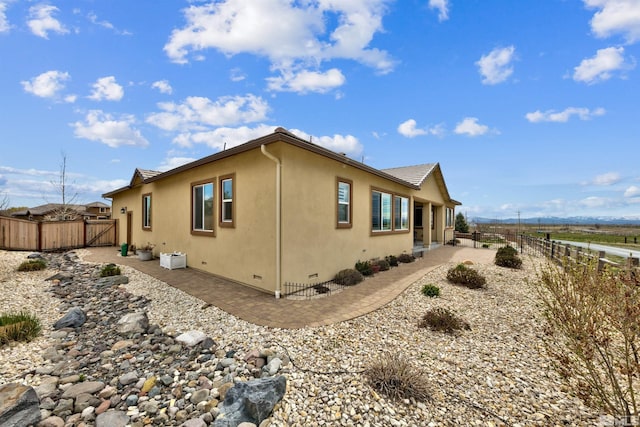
[372,190,392,232]
[337,178,352,228]
[142,193,151,229]
[193,182,214,233]
[220,174,234,227]
[394,196,409,230]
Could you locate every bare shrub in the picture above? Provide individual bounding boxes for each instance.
[446,264,486,289]
[535,259,640,419]
[418,307,470,334]
[364,352,431,402]
[333,269,364,286]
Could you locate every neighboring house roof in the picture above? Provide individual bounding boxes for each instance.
[11,202,113,218]
[103,128,460,206]
[85,201,111,208]
[11,203,86,217]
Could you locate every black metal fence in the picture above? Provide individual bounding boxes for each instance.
[283,280,349,300]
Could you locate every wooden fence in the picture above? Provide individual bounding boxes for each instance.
[0,216,117,251]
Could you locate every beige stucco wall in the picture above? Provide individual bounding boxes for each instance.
[111,148,279,292]
[108,138,457,295]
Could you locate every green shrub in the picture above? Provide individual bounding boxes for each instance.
[494,246,522,269]
[482,243,490,248]
[17,259,47,272]
[364,352,431,402]
[421,284,440,297]
[355,260,374,276]
[397,253,415,263]
[0,311,42,345]
[418,307,470,334]
[446,264,486,289]
[100,263,121,277]
[385,255,398,267]
[375,259,390,271]
[334,269,364,286]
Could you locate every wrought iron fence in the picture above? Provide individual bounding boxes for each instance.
[283,280,349,300]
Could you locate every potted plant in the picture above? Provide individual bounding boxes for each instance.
[137,243,154,261]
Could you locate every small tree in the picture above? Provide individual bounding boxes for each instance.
[455,212,469,233]
[0,192,9,217]
[46,152,81,221]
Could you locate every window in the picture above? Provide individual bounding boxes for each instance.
[371,190,392,232]
[372,188,410,234]
[142,193,151,229]
[192,181,214,234]
[337,178,352,228]
[446,207,454,227]
[394,196,409,230]
[220,174,235,227]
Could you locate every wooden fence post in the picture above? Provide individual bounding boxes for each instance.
[597,251,606,272]
[627,257,639,280]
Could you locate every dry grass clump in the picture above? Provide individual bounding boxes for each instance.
[0,311,42,346]
[17,259,47,272]
[418,307,470,334]
[364,352,431,402]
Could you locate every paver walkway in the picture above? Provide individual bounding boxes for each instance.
[83,245,496,329]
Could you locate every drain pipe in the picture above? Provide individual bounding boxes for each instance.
[260,144,282,299]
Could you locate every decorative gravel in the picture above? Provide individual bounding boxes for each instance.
[0,249,602,426]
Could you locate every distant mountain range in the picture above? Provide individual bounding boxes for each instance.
[472,216,640,226]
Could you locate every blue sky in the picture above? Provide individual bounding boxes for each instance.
[1,0,639,220]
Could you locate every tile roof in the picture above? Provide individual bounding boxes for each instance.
[381,163,437,186]
[137,169,162,180]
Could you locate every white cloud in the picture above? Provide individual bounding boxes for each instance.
[454,117,490,137]
[151,80,173,95]
[476,46,516,85]
[398,119,427,137]
[579,196,610,208]
[397,119,445,138]
[88,76,124,101]
[288,128,363,157]
[87,12,131,35]
[230,68,246,82]
[157,156,197,172]
[27,4,68,39]
[146,94,269,132]
[164,0,395,93]
[429,0,450,21]
[573,46,633,83]
[624,185,640,197]
[21,70,71,99]
[267,68,346,93]
[525,107,606,123]
[584,0,640,43]
[0,2,11,33]
[593,172,621,185]
[72,110,149,148]
[173,124,276,149]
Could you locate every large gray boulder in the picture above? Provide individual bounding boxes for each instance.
[0,383,41,427]
[116,312,149,335]
[214,376,286,427]
[53,307,86,329]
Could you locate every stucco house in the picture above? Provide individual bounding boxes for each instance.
[103,128,460,297]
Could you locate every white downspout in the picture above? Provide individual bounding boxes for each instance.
[260,144,282,298]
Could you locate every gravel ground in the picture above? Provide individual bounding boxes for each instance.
[0,249,602,426]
